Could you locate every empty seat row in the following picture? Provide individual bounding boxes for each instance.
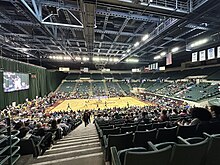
[97,121,220,140]
[111,132,220,165]
[103,127,178,161]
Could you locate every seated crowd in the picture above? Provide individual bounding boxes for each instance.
[93,96,220,164]
[1,87,220,164]
[0,91,82,157]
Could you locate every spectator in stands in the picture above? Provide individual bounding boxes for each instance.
[158,110,168,122]
[83,111,89,127]
[138,111,149,123]
[179,109,188,117]
[88,111,91,123]
[57,118,70,135]
[189,107,212,125]
[94,114,104,123]
[15,121,30,138]
[210,105,220,122]
[51,119,58,130]
[170,109,179,117]
[34,122,46,137]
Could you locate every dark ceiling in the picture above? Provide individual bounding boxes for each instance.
[0,0,220,70]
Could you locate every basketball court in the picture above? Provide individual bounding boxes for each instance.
[48,97,153,112]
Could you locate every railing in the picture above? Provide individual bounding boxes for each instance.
[192,0,208,10]
[141,0,190,13]
[0,118,20,165]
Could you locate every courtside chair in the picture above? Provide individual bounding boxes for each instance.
[117,147,147,165]
[111,144,172,165]
[137,123,152,131]
[206,121,220,134]
[133,129,157,147]
[152,122,167,129]
[156,126,178,143]
[100,127,120,146]
[196,123,211,137]
[199,133,220,165]
[153,137,209,165]
[120,126,136,134]
[100,125,114,130]
[104,132,133,162]
[101,128,121,138]
[170,137,209,165]
[97,125,114,138]
[114,123,126,128]
[126,122,138,126]
[177,125,197,138]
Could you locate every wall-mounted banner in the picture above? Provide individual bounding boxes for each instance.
[207,48,215,60]
[217,46,220,58]
[199,50,206,61]
[166,53,172,65]
[192,52,198,62]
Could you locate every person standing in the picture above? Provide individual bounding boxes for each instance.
[88,111,91,123]
[83,111,89,127]
[67,103,71,111]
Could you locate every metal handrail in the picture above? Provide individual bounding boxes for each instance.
[0,118,20,165]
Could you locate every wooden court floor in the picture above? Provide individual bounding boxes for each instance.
[49,97,153,112]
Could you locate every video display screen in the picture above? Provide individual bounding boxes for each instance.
[3,72,29,92]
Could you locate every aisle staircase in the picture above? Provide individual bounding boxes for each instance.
[30,124,104,165]
[90,82,93,96]
[103,81,109,96]
[73,81,79,93]
[116,82,126,96]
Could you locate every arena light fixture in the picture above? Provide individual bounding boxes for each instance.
[127,49,131,53]
[154,55,161,60]
[142,34,149,41]
[93,56,100,62]
[160,52,166,57]
[126,58,139,63]
[75,57,81,61]
[171,47,179,53]
[64,56,71,60]
[109,58,113,62]
[49,56,53,59]
[134,42,140,47]
[57,56,63,60]
[22,48,28,52]
[118,0,132,3]
[113,57,119,62]
[190,38,208,48]
[100,57,108,62]
[82,56,89,61]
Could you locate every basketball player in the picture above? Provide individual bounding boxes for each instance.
[67,103,71,110]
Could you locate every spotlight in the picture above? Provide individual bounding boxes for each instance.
[142,34,149,41]
[154,55,161,60]
[134,42,140,47]
[171,47,179,53]
[160,52,166,57]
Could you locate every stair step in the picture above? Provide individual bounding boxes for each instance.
[45,142,101,155]
[52,139,99,149]
[68,133,98,138]
[30,121,104,165]
[57,136,98,144]
[33,147,102,162]
[62,134,98,141]
[30,152,104,165]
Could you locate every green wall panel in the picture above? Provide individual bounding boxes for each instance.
[0,57,66,109]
